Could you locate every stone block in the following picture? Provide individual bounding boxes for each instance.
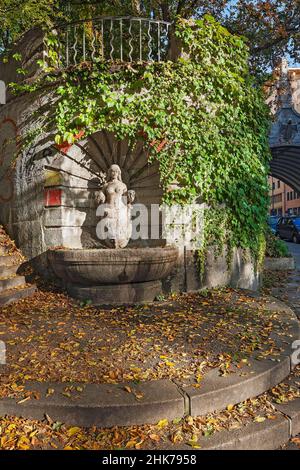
[68,280,163,305]
[0,379,184,427]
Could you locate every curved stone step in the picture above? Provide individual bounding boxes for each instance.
[0,295,297,452]
[0,264,20,278]
[0,312,296,429]
[0,254,22,266]
[0,276,26,293]
[165,396,300,450]
[0,285,36,306]
[0,246,9,256]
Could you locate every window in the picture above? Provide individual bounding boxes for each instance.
[277,180,280,188]
[272,194,282,203]
[287,192,290,201]
[272,182,275,190]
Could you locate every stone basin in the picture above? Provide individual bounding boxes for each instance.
[48,247,178,285]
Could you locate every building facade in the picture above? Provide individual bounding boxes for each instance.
[269,176,300,216]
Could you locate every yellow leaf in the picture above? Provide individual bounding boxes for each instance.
[17,436,30,450]
[189,443,201,449]
[124,386,132,393]
[149,434,160,442]
[67,426,81,436]
[227,404,234,411]
[125,440,137,448]
[157,419,168,429]
[165,361,175,368]
[187,435,200,448]
[18,443,30,450]
[196,373,203,383]
[254,416,266,423]
[186,415,194,425]
[171,431,183,443]
[172,417,182,425]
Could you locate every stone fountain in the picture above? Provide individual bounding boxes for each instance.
[48,164,178,304]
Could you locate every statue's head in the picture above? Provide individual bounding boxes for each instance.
[108,164,122,182]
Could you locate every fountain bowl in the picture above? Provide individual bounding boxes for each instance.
[48,247,178,304]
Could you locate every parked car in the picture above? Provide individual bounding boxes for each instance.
[267,215,280,234]
[276,217,300,243]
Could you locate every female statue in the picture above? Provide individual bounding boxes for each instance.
[96,165,135,248]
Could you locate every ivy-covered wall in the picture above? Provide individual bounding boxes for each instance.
[0,15,270,289]
[40,15,270,265]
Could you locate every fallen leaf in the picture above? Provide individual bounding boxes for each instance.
[157,419,168,429]
[67,426,81,437]
[254,416,266,423]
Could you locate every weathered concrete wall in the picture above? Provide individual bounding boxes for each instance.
[163,247,260,293]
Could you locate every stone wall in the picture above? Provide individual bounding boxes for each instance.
[163,247,260,294]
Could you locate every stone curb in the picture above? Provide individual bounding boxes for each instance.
[0,285,37,306]
[0,380,184,428]
[0,296,298,429]
[264,257,295,271]
[184,358,291,417]
[169,412,291,450]
[275,398,300,437]
[191,413,290,450]
[170,397,300,450]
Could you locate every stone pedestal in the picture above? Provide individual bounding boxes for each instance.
[48,247,178,305]
[68,280,162,305]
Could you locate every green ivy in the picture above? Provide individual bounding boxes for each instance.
[265,228,291,258]
[13,15,271,268]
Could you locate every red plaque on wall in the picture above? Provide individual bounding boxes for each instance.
[44,188,62,207]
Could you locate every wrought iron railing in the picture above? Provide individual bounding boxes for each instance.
[51,16,172,67]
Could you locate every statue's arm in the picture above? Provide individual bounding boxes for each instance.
[95,190,106,205]
[127,189,135,204]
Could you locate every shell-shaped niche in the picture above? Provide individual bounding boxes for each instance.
[46,130,164,248]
